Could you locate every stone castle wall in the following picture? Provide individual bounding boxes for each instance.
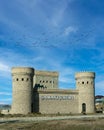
[10,67,95,114]
[33,89,79,114]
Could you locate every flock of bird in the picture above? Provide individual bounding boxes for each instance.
[0,25,96,49]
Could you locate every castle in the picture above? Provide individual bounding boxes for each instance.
[10,67,95,114]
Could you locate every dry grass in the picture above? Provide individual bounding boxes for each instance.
[0,118,104,130]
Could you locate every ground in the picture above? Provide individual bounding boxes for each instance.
[0,117,104,130]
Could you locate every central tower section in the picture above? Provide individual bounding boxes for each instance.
[33,70,59,89]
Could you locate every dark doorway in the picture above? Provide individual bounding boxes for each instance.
[82,103,86,114]
[31,103,33,113]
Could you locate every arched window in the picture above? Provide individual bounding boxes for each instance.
[82,103,86,113]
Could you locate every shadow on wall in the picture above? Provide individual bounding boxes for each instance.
[32,85,40,113]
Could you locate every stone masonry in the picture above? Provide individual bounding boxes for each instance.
[10,67,95,115]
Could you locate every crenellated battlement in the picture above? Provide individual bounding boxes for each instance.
[35,70,59,77]
[75,72,95,79]
[12,67,34,75]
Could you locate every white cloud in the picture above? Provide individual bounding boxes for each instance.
[0,92,11,96]
[49,1,67,27]
[95,80,104,95]
[59,77,73,83]
[0,47,37,68]
[0,102,8,105]
[0,98,12,104]
[96,80,104,89]
[59,68,75,84]
[51,6,66,27]
[0,61,11,78]
[64,26,77,36]
[0,62,10,72]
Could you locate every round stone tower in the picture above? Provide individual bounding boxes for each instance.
[75,72,95,114]
[11,67,34,114]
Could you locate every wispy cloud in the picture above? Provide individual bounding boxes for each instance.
[96,80,104,94]
[0,62,10,72]
[50,8,65,27]
[63,26,77,36]
[0,98,12,104]
[0,61,11,79]
[0,92,11,96]
[59,67,76,89]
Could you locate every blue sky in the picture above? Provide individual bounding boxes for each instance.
[0,0,104,104]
